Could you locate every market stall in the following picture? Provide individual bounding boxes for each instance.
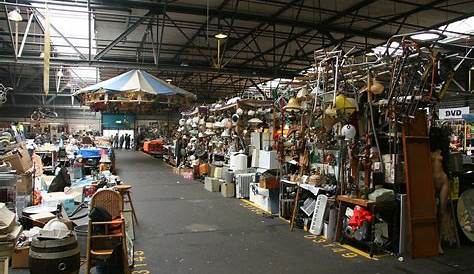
[0,125,135,273]
[164,32,474,259]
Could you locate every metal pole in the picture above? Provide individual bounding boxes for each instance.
[157,7,166,67]
[19,13,34,57]
[217,39,221,68]
[15,22,19,57]
[4,6,17,59]
[88,0,91,62]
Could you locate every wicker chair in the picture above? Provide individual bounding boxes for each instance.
[86,189,130,274]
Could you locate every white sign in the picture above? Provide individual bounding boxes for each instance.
[439,106,470,120]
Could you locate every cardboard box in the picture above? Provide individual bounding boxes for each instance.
[221,182,235,198]
[11,246,29,268]
[30,212,55,226]
[204,177,220,192]
[2,148,32,174]
[17,174,33,193]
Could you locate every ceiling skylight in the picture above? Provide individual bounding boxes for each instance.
[31,3,98,87]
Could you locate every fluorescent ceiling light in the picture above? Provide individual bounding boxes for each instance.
[214,33,228,39]
[410,31,446,42]
[8,9,22,22]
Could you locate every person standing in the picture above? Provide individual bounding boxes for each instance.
[136,131,144,151]
[119,134,125,149]
[125,133,131,149]
[113,133,119,148]
[27,145,45,191]
[81,134,94,147]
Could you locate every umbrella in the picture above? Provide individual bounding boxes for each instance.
[75,69,196,99]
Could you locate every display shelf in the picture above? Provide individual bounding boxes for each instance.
[336,195,375,208]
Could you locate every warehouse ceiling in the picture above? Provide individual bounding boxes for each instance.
[0,0,472,110]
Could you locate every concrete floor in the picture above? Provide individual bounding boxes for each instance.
[11,150,474,274]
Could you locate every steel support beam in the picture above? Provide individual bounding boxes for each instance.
[249,78,267,99]
[18,13,34,57]
[277,0,456,69]
[171,0,232,61]
[240,0,380,67]
[0,55,298,78]
[13,92,71,97]
[164,14,212,64]
[94,10,155,60]
[3,6,16,58]
[34,9,88,60]
[0,103,87,110]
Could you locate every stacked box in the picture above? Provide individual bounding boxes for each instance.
[221,182,235,198]
[2,148,32,173]
[204,177,220,192]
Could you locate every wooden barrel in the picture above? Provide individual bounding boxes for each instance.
[29,235,80,274]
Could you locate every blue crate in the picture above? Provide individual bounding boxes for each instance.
[78,148,101,158]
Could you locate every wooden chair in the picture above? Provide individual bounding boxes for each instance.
[86,189,130,274]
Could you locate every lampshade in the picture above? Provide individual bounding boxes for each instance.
[360,79,384,95]
[283,97,302,113]
[214,32,228,39]
[369,79,384,95]
[410,31,446,42]
[248,118,263,125]
[8,9,22,22]
[221,129,231,138]
[341,124,356,141]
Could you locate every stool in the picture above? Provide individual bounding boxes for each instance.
[115,184,139,227]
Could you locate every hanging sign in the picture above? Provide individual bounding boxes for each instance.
[439,106,470,120]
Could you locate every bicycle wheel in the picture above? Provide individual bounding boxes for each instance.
[0,93,6,104]
[31,111,41,121]
[44,109,58,118]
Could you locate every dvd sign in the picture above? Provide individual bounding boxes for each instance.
[439,106,469,120]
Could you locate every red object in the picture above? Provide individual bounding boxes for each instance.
[33,190,42,206]
[143,139,164,154]
[348,206,373,230]
[83,185,98,198]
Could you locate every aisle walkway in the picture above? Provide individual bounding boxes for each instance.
[117,151,474,274]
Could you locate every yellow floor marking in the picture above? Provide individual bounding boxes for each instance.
[240,197,389,261]
[279,217,290,223]
[239,198,273,215]
[302,234,389,261]
[304,235,318,239]
[339,244,380,260]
